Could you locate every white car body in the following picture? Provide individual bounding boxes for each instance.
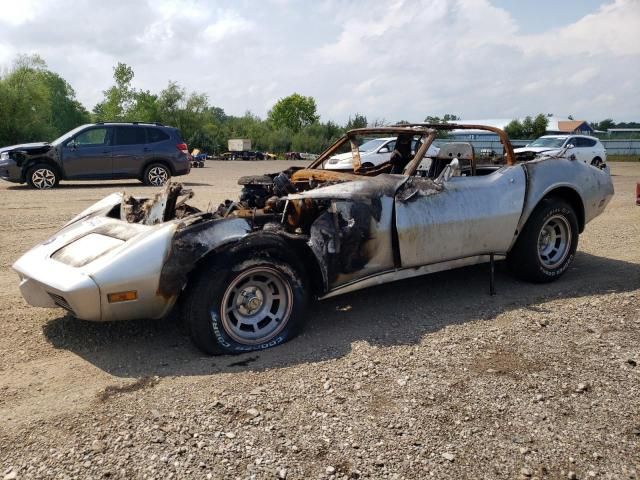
[324,137,439,170]
[514,135,607,166]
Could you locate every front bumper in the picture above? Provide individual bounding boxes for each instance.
[14,249,102,320]
[12,215,180,322]
[0,159,23,183]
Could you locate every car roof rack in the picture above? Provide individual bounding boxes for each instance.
[94,121,165,126]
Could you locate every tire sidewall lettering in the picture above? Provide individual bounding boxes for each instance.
[209,305,287,353]
[537,208,575,277]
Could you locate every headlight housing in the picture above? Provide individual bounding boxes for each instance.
[0,152,9,162]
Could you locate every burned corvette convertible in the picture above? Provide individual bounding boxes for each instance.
[13,124,614,354]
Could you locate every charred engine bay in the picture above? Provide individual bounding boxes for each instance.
[217,166,339,233]
[130,168,444,297]
[152,168,365,297]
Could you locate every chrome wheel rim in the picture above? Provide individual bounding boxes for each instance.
[537,214,571,269]
[220,267,293,345]
[148,167,168,186]
[32,168,56,189]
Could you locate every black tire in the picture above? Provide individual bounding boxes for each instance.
[361,162,375,169]
[27,164,59,189]
[143,163,171,186]
[507,198,579,283]
[198,161,204,168]
[591,156,602,167]
[184,254,308,355]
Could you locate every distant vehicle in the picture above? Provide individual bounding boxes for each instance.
[0,122,190,189]
[223,139,266,161]
[222,151,265,161]
[228,138,252,152]
[514,135,607,167]
[190,149,207,168]
[324,136,439,170]
[285,152,318,161]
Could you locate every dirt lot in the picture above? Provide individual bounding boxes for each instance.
[0,161,638,479]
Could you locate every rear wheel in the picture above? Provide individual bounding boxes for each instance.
[143,163,171,186]
[591,156,603,167]
[184,255,308,355]
[507,198,578,282]
[27,164,59,189]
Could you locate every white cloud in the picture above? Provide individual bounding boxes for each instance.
[202,10,254,43]
[517,0,640,57]
[0,0,638,123]
[0,0,38,26]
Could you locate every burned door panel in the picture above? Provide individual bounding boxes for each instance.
[395,168,526,268]
[308,196,396,290]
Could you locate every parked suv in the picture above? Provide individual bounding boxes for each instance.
[0,122,190,189]
[514,135,607,167]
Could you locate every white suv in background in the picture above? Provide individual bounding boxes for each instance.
[324,137,439,170]
[514,135,607,167]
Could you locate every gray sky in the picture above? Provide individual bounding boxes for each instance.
[0,0,638,123]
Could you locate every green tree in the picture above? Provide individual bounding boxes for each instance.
[345,113,367,130]
[504,119,525,139]
[267,93,319,133]
[591,118,615,131]
[423,115,453,138]
[521,116,535,137]
[532,114,549,138]
[93,62,135,121]
[0,54,88,145]
[505,114,548,139]
[128,90,160,123]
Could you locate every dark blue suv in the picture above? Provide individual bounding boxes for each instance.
[0,122,191,189]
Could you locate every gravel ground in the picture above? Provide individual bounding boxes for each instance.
[0,161,638,480]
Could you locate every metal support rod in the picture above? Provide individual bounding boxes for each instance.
[489,253,496,296]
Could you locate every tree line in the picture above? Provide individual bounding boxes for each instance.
[1,55,636,152]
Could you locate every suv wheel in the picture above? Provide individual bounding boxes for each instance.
[143,163,171,186]
[27,164,59,189]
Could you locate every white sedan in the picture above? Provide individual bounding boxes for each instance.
[514,135,607,167]
[324,137,439,170]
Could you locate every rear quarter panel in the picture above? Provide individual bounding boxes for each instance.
[517,158,614,235]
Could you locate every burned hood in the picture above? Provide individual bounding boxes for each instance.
[0,142,51,154]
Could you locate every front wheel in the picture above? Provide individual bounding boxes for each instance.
[27,164,59,189]
[507,198,579,283]
[184,257,308,355]
[143,163,171,186]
